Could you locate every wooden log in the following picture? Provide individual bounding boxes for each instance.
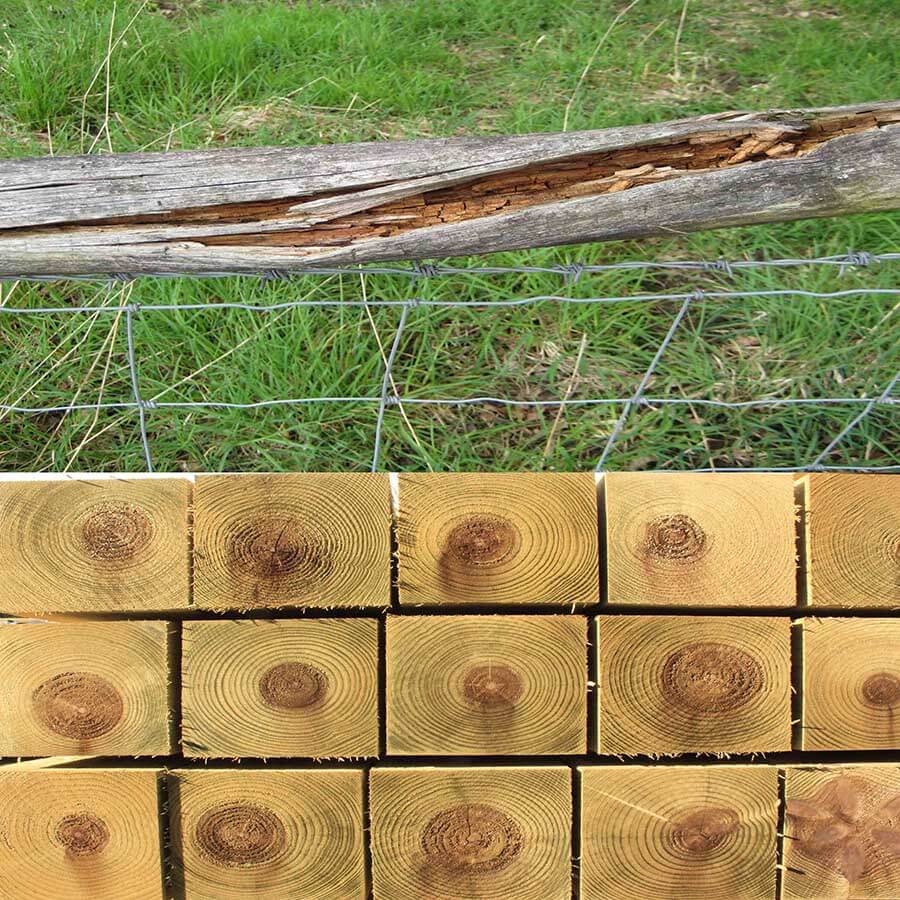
[168,768,366,899]
[804,474,899,608]
[0,620,173,757]
[801,617,900,750]
[0,478,190,614]
[181,618,378,758]
[396,473,599,607]
[0,767,164,900]
[782,764,900,899]
[369,765,571,900]
[385,614,587,755]
[0,102,897,277]
[604,472,796,607]
[192,474,391,611]
[596,615,791,755]
[579,764,777,899]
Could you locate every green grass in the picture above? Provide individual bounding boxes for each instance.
[0,0,898,472]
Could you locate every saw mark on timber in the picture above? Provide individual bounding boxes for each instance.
[862,673,900,709]
[668,806,739,856]
[660,642,764,715]
[79,502,152,562]
[195,802,287,867]
[32,672,124,740]
[463,664,523,710]
[442,515,518,568]
[642,513,710,563]
[225,515,334,584]
[258,661,328,710]
[421,803,523,874]
[55,813,110,858]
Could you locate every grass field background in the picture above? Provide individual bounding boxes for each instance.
[0,0,897,472]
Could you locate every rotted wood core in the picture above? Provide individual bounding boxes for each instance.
[1,101,898,276]
[173,110,899,248]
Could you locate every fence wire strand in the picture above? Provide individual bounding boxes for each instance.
[1,251,897,473]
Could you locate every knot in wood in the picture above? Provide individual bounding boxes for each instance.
[258,661,328,709]
[79,501,152,562]
[195,802,287,867]
[444,515,517,568]
[661,642,763,714]
[463,664,523,710]
[668,806,739,856]
[643,513,709,562]
[226,515,333,581]
[32,672,124,740]
[862,672,900,708]
[421,803,523,874]
[55,813,110,857]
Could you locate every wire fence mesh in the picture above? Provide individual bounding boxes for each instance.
[1,251,897,474]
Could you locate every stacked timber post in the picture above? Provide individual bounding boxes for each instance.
[0,471,898,899]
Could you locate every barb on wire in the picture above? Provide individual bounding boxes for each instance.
[595,293,697,471]
[1,250,895,285]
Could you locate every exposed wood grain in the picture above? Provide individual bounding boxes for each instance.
[0,768,163,900]
[782,765,900,899]
[604,472,796,607]
[192,473,391,611]
[369,765,571,900]
[396,473,599,607]
[0,478,190,613]
[386,614,587,755]
[801,617,900,751]
[804,474,899,608]
[596,615,792,755]
[0,620,172,757]
[579,764,777,899]
[1,102,897,276]
[181,618,379,758]
[168,768,366,900]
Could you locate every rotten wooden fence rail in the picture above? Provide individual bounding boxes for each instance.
[1,471,898,899]
[1,101,899,277]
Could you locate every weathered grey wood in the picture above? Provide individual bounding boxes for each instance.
[0,101,897,278]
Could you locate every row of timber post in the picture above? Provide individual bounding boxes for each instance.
[2,613,898,758]
[0,472,897,613]
[1,762,898,899]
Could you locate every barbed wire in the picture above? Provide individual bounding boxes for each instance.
[1,251,897,474]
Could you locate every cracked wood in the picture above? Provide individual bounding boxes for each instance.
[0,100,898,277]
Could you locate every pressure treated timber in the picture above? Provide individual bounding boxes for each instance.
[604,472,796,607]
[0,477,190,613]
[579,764,777,900]
[369,766,571,900]
[782,765,900,899]
[804,474,900,608]
[801,617,900,751]
[181,618,379,758]
[1,102,899,277]
[0,768,164,900]
[0,620,173,757]
[596,615,792,755]
[396,473,599,607]
[386,614,587,755]
[192,473,391,610]
[168,768,366,900]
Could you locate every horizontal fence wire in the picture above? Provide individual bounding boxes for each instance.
[0,251,897,474]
